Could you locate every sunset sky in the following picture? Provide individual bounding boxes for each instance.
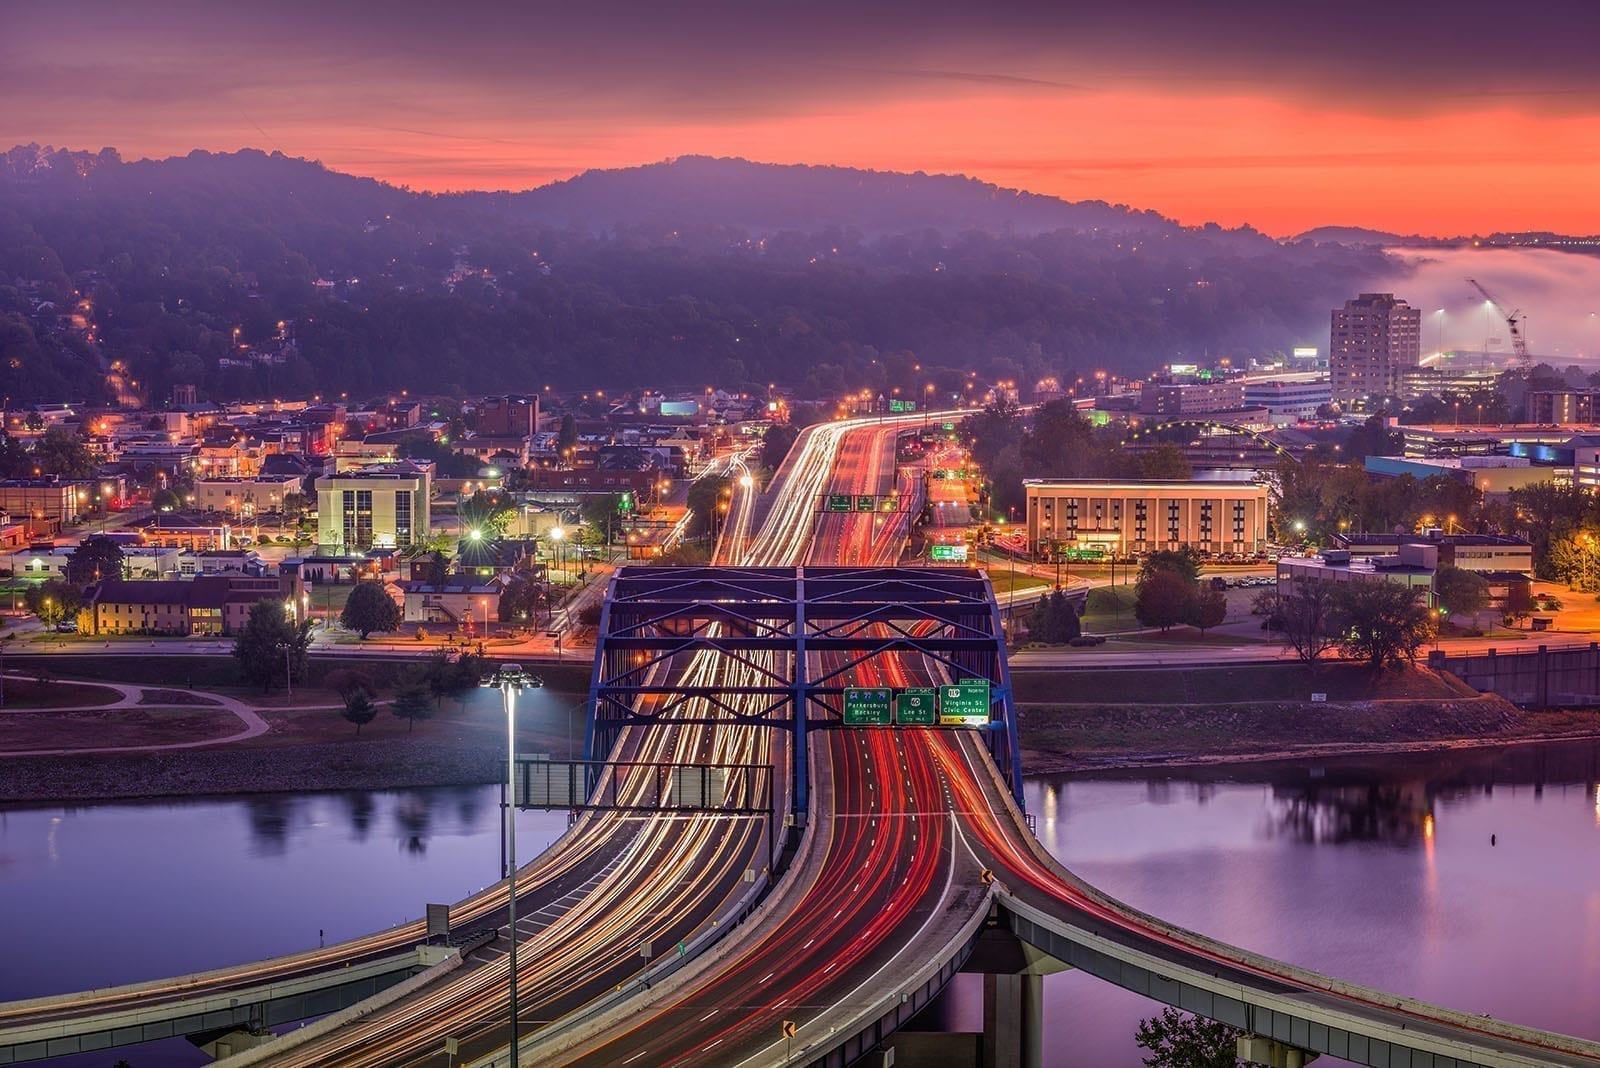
[5,0,1600,236]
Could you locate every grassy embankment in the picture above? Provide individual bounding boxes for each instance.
[1012,662,1600,771]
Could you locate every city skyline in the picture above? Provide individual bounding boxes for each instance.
[5,0,1600,236]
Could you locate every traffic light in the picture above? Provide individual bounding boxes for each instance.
[619,491,634,512]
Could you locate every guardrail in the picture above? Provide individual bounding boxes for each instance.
[781,886,996,1068]
[0,949,431,1065]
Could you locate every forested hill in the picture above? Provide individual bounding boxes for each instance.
[0,145,1393,405]
[504,156,1177,237]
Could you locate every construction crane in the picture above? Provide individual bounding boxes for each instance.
[1467,277,1530,370]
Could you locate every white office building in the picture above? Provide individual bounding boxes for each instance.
[315,461,431,552]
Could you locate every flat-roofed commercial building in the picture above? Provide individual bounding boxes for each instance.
[1138,380,1245,416]
[1332,531,1532,576]
[1240,373,1331,425]
[315,461,430,552]
[193,474,303,517]
[1276,545,1437,608]
[1023,478,1270,559]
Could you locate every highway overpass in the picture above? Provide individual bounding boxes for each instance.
[5,411,1598,1068]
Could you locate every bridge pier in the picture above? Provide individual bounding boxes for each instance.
[1237,1034,1319,1067]
[981,972,1044,1068]
[191,1025,275,1060]
[965,914,1067,1068]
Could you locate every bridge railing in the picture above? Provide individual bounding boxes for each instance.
[960,740,1600,1067]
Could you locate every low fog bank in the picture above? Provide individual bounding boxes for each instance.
[1381,247,1600,366]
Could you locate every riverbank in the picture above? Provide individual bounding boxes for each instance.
[1014,662,1600,772]
[1020,697,1600,773]
[6,664,1600,804]
[0,686,593,804]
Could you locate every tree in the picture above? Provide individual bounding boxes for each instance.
[687,475,732,538]
[1186,585,1228,634]
[1344,412,1401,460]
[1334,582,1433,669]
[65,535,125,584]
[424,549,449,587]
[1434,566,1489,619]
[498,573,543,623]
[422,649,482,708]
[1139,443,1194,480]
[340,689,378,734]
[1276,581,1340,663]
[1547,531,1600,592]
[581,494,623,544]
[1135,569,1198,632]
[1027,589,1081,644]
[340,580,402,639]
[1503,579,1535,628]
[762,423,798,471]
[557,413,579,463]
[30,426,97,479]
[25,579,80,626]
[233,599,312,692]
[1138,548,1203,587]
[150,487,182,513]
[458,490,514,540]
[1134,1007,1244,1068]
[325,667,377,702]
[391,682,434,732]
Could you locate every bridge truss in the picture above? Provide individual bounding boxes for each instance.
[586,566,1024,818]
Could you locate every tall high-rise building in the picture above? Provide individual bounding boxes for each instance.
[1330,293,1421,407]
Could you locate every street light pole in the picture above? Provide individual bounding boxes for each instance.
[478,663,544,1068]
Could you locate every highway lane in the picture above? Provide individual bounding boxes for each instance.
[234,440,793,1066]
[527,418,975,1067]
[509,412,1600,1068]
[0,442,790,1061]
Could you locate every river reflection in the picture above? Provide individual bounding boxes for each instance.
[991,739,1600,1066]
[0,787,569,1007]
[5,743,1600,1067]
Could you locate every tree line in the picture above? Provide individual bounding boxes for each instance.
[0,146,1391,405]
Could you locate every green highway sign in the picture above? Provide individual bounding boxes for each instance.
[929,543,968,562]
[855,495,876,512]
[939,679,991,727]
[827,494,852,512]
[942,422,957,431]
[905,401,917,412]
[842,687,893,726]
[895,688,938,726]
[889,399,906,412]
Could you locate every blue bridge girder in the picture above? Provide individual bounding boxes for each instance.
[586,565,1025,815]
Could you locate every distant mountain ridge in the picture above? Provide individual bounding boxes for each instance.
[502,155,1178,236]
[3,145,1177,238]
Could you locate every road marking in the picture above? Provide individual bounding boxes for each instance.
[622,1049,650,1064]
[700,1009,719,1021]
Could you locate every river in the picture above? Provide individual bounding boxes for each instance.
[4,740,1599,1065]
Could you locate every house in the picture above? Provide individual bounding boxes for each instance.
[398,572,512,627]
